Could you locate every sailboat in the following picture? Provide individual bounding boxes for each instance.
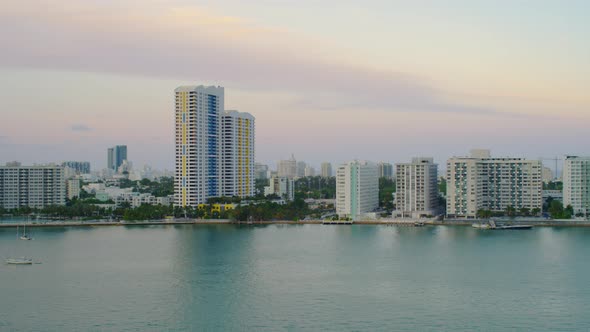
[19,223,32,241]
[6,257,33,265]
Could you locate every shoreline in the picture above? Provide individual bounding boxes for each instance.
[1,219,590,228]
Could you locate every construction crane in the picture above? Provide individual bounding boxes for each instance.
[539,157,563,180]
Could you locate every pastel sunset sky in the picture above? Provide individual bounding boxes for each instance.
[1,0,589,170]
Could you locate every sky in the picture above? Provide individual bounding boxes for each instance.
[0,0,589,171]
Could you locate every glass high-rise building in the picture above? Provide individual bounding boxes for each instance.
[107,145,127,172]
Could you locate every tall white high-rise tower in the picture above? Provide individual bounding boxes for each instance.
[175,85,224,207]
[221,110,255,198]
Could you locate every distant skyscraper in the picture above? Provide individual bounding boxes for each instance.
[255,163,269,180]
[563,156,590,217]
[394,158,439,218]
[336,160,379,219]
[321,162,332,177]
[0,163,65,209]
[277,155,297,179]
[304,165,315,177]
[107,145,127,172]
[542,166,554,183]
[62,161,91,174]
[175,85,224,207]
[221,110,255,198]
[378,162,393,179]
[296,161,306,178]
[446,150,542,218]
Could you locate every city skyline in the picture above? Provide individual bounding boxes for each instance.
[1,1,589,169]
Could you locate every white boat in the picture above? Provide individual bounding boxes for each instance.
[473,219,533,230]
[18,224,33,240]
[6,257,33,265]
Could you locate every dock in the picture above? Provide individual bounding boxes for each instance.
[322,220,353,225]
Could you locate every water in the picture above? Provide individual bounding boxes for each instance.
[1,224,589,331]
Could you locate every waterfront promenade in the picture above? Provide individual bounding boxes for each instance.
[1,218,589,228]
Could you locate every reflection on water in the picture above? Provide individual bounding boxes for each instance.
[1,225,590,331]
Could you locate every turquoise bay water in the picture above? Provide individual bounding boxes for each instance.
[1,224,589,331]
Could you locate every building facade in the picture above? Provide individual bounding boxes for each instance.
[304,166,315,177]
[378,162,394,179]
[321,162,332,177]
[221,110,255,198]
[394,158,439,218]
[255,163,269,180]
[0,163,66,209]
[277,155,297,179]
[264,176,295,201]
[62,161,91,174]
[174,86,256,207]
[66,178,81,200]
[107,145,127,172]
[175,85,224,207]
[335,160,379,219]
[296,161,307,178]
[563,156,590,217]
[446,151,542,218]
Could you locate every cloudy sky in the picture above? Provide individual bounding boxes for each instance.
[1,0,589,171]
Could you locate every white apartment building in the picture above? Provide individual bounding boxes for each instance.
[66,178,81,200]
[277,155,297,179]
[174,85,224,207]
[563,156,590,217]
[221,110,255,198]
[296,161,307,178]
[174,86,256,206]
[336,160,379,219]
[174,86,257,206]
[0,163,66,209]
[394,158,439,218]
[321,162,332,177]
[446,150,542,218]
[304,166,315,177]
[264,176,295,201]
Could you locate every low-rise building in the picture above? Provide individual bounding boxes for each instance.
[66,178,81,200]
[264,176,295,201]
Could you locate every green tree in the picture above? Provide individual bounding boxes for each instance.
[255,178,269,198]
[505,205,516,217]
[438,177,447,194]
[379,177,396,210]
[519,207,530,217]
[543,181,563,191]
[477,209,492,219]
[548,200,563,218]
